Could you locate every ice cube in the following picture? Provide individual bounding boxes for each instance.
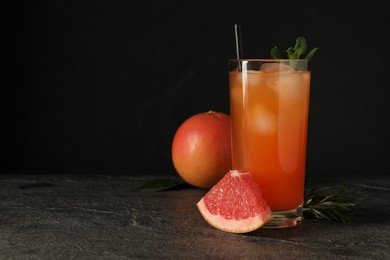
[248,105,276,134]
[229,72,244,104]
[230,83,243,105]
[246,71,264,88]
[277,73,308,105]
[260,63,294,73]
[230,71,265,104]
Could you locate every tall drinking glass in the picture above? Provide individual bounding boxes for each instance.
[229,59,311,228]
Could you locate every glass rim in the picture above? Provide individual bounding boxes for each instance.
[228,59,310,62]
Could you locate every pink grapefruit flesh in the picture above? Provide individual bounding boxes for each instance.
[197,170,273,233]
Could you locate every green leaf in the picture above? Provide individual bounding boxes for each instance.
[294,36,305,50]
[272,36,318,60]
[132,179,185,192]
[305,47,318,60]
[303,184,359,223]
[293,36,308,58]
[289,60,299,70]
[271,46,283,59]
[286,47,295,59]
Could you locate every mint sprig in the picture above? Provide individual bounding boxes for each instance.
[271,36,318,60]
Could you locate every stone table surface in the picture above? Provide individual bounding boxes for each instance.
[0,174,389,259]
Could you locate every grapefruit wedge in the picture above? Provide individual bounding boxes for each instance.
[197,170,273,233]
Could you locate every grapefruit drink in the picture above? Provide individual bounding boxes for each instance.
[229,59,311,227]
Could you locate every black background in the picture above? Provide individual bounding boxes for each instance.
[3,0,390,178]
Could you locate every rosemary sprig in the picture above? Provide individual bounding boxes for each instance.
[303,185,359,223]
[134,178,359,224]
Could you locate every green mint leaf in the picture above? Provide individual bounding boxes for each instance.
[271,46,283,59]
[286,47,295,59]
[295,43,307,59]
[305,47,318,60]
[289,60,299,70]
[291,36,307,59]
[273,36,317,60]
[294,36,306,51]
[132,179,185,192]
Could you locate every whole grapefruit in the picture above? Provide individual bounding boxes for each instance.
[171,111,232,188]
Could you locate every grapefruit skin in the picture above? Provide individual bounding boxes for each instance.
[197,170,273,233]
[171,111,232,188]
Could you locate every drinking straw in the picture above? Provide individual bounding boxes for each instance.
[234,24,243,69]
[234,24,243,59]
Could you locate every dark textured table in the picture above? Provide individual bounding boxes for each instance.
[1,174,389,259]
